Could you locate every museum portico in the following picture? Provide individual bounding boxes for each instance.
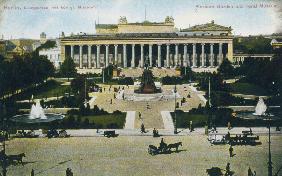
[60,17,233,69]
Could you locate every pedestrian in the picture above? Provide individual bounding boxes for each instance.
[226,131,230,141]
[227,121,231,130]
[189,121,193,132]
[225,163,231,176]
[141,123,145,133]
[31,169,35,176]
[229,145,234,157]
[248,167,253,176]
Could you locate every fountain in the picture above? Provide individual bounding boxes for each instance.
[10,100,64,123]
[235,97,277,120]
[29,101,47,119]
[253,97,267,116]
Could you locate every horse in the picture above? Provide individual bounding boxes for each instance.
[7,153,26,164]
[167,142,182,152]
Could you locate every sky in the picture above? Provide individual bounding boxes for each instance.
[0,0,281,39]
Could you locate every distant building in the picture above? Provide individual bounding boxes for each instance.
[39,39,61,69]
[40,32,47,44]
[0,40,6,56]
[233,53,274,65]
[271,39,282,49]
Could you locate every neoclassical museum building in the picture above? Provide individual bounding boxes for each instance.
[60,16,233,70]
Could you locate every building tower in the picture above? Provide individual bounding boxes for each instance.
[40,32,47,44]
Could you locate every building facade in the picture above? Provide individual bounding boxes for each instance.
[233,53,274,65]
[60,16,233,70]
[39,39,61,69]
[271,39,282,49]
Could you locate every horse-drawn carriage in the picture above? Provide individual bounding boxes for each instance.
[148,142,182,155]
[103,130,118,138]
[0,150,26,165]
[208,134,227,145]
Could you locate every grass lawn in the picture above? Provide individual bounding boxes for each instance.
[15,80,71,100]
[74,113,126,129]
[229,82,269,96]
[34,81,71,99]
[171,112,208,128]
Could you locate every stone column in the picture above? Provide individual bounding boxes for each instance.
[70,45,74,59]
[105,45,109,67]
[210,43,214,67]
[175,44,179,66]
[140,44,144,67]
[183,44,188,67]
[157,44,161,67]
[201,43,205,67]
[166,44,170,68]
[192,43,196,67]
[61,45,66,61]
[131,44,135,67]
[219,43,223,65]
[79,45,83,69]
[96,45,100,68]
[227,41,233,63]
[114,44,118,65]
[123,44,127,68]
[149,44,152,67]
[88,45,92,68]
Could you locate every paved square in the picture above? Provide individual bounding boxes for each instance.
[5,135,282,175]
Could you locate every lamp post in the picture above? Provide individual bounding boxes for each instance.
[102,67,105,83]
[174,85,177,134]
[1,103,7,176]
[267,111,272,176]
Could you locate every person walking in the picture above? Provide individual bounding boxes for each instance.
[141,123,145,133]
[248,167,253,176]
[229,145,234,157]
[31,169,35,176]
[225,163,231,176]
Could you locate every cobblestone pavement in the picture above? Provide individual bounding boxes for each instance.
[6,135,282,176]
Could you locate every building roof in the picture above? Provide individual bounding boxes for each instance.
[271,38,282,43]
[96,24,118,29]
[181,20,231,32]
[61,32,233,41]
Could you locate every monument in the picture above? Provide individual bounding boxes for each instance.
[136,56,160,94]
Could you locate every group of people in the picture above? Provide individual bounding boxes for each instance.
[66,168,73,176]
[153,128,159,137]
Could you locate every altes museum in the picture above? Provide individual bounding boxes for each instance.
[60,16,233,69]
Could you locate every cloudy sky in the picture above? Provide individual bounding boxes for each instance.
[0,0,281,39]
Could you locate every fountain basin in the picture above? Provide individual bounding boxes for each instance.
[235,111,278,120]
[10,113,65,123]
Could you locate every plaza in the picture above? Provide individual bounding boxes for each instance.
[6,135,282,176]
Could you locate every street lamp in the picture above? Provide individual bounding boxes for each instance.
[1,103,7,176]
[102,67,105,83]
[266,111,272,176]
[174,85,177,134]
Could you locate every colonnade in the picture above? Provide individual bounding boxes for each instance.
[67,42,232,69]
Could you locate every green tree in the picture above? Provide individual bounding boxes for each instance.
[60,57,77,80]
[218,59,234,78]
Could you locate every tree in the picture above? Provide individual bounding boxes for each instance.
[218,59,234,78]
[60,57,77,80]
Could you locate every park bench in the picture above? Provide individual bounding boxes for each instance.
[103,130,118,138]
